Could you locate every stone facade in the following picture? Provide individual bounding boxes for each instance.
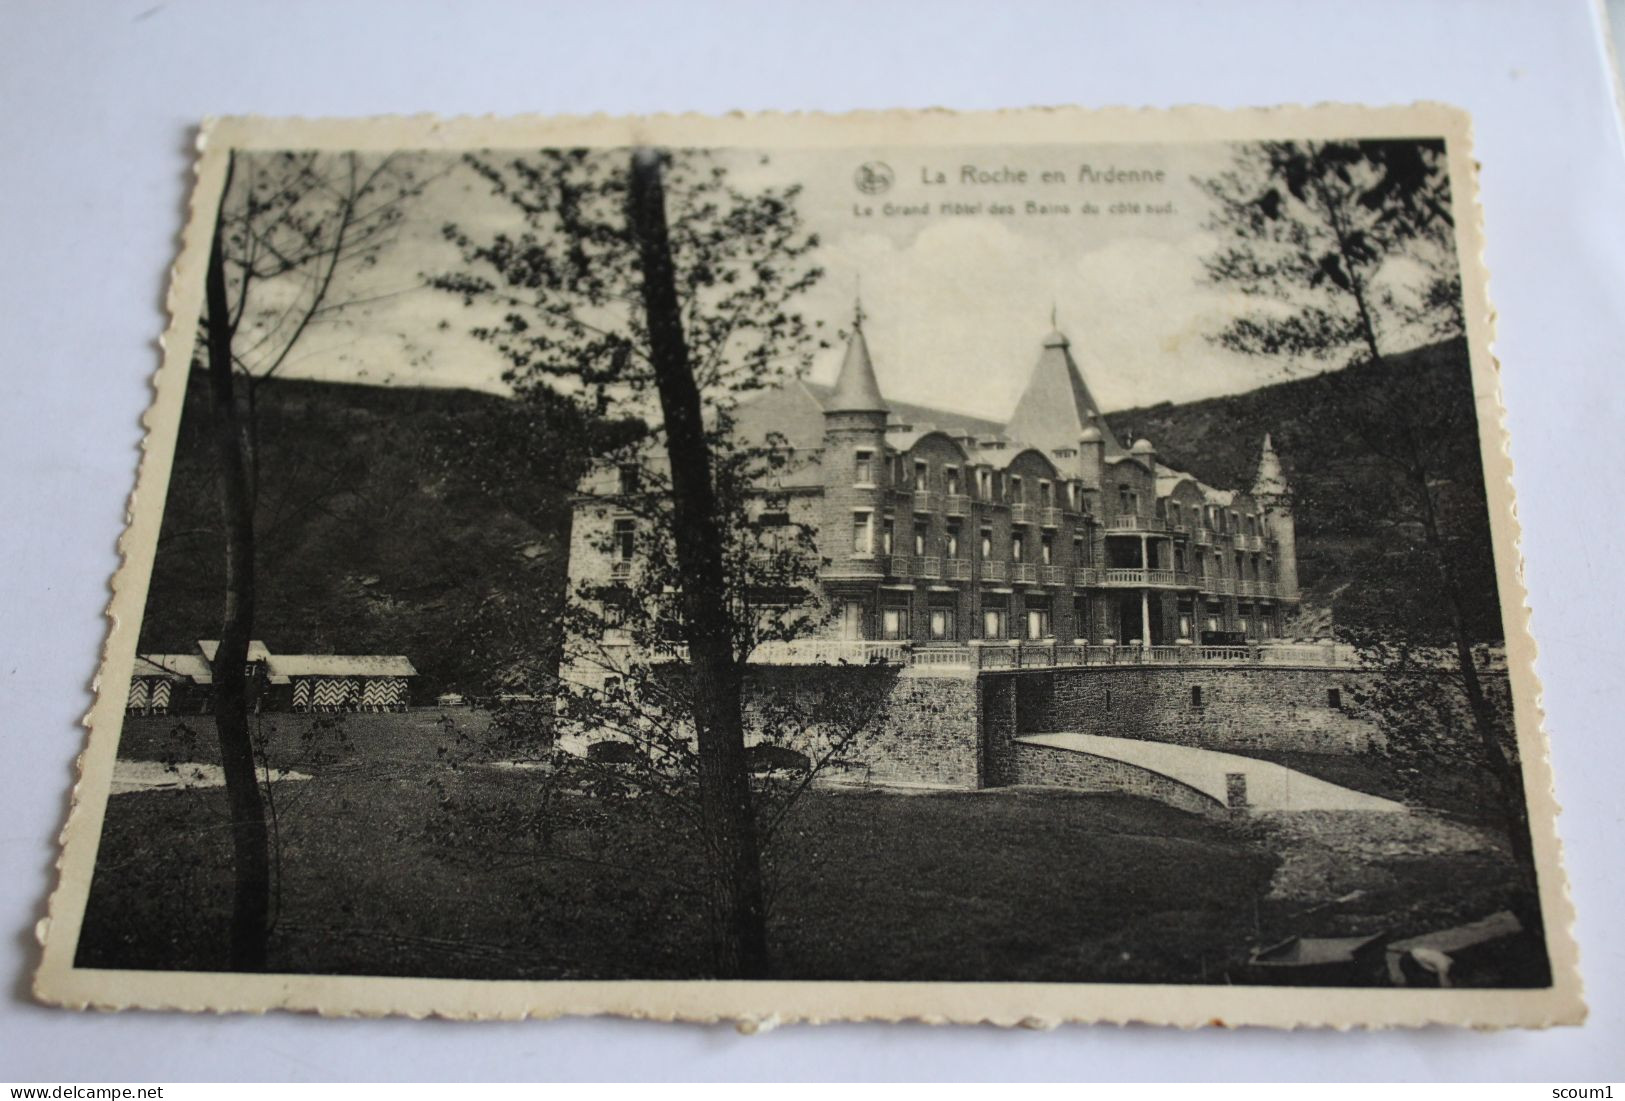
[1006,665,1383,754]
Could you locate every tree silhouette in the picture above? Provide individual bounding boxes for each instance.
[436,147,852,976]
[1198,140,1535,894]
[199,151,423,968]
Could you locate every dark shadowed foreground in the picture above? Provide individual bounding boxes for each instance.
[76,714,1541,985]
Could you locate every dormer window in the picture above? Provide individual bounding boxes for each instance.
[1010,475,1023,502]
[854,450,875,486]
[1039,480,1052,507]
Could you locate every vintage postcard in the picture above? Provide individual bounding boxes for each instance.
[35,106,1582,1027]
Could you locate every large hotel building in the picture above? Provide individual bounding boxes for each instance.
[569,311,1300,658]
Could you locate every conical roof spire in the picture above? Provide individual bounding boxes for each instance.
[826,301,888,414]
[1006,325,1124,457]
[1252,433,1287,497]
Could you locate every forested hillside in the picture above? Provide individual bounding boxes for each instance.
[1105,338,1500,636]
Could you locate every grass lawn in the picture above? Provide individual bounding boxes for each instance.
[74,712,1539,985]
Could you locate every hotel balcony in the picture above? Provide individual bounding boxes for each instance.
[943,493,970,517]
[1039,564,1067,586]
[1239,533,1264,551]
[912,490,939,514]
[943,558,973,581]
[1194,528,1214,546]
[821,556,887,581]
[981,560,1009,583]
[1073,566,1101,587]
[1106,515,1168,533]
[914,555,943,580]
[1011,562,1038,584]
[1039,506,1063,528]
[1208,577,1237,596]
[1102,567,1179,588]
[888,554,915,579]
[1009,502,1035,525]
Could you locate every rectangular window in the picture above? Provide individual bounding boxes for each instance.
[914,522,927,556]
[945,467,960,495]
[929,607,955,640]
[854,449,875,485]
[914,460,928,491]
[1072,535,1086,565]
[612,518,635,561]
[881,516,894,555]
[617,463,640,496]
[946,523,961,559]
[980,526,994,559]
[1010,475,1023,502]
[1026,606,1050,640]
[1118,484,1131,513]
[1039,480,1052,506]
[1174,544,1186,571]
[1191,685,1204,708]
[1328,687,1343,710]
[982,607,1007,639]
[1041,533,1054,565]
[1179,613,1193,639]
[1011,533,1025,561]
[852,511,873,555]
[840,600,864,640]
[977,468,992,499]
[881,606,908,640]
[1074,596,1091,642]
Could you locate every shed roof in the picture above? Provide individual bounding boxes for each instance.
[135,653,214,683]
[268,655,418,678]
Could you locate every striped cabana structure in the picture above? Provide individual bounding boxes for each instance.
[129,643,416,714]
[126,653,212,715]
[272,655,417,713]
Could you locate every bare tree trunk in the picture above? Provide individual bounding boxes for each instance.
[626,148,769,979]
[1409,463,1537,900]
[203,155,271,971]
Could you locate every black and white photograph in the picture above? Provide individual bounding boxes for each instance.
[32,107,1578,1028]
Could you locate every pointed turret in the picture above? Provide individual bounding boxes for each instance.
[826,309,889,415]
[1251,433,1299,602]
[1252,433,1287,498]
[1005,327,1124,459]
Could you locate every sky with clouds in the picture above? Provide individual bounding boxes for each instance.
[242,141,1445,419]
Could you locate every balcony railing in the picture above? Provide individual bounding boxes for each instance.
[887,554,914,579]
[943,558,972,581]
[912,490,939,514]
[1039,506,1063,528]
[1039,564,1067,586]
[943,493,970,517]
[981,560,1009,582]
[914,555,943,580]
[1009,502,1035,525]
[610,559,633,580]
[1073,566,1100,587]
[1210,577,1237,596]
[1194,528,1214,545]
[1011,562,1038,584]
[1102,567,1178,587]
[1238,533,1264,551]
[667,638,1372,671]
[1106,515,1168,532]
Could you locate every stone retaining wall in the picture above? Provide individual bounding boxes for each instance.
[1009,741,1223,817]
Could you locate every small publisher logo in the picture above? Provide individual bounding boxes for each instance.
[854,162,894,195]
